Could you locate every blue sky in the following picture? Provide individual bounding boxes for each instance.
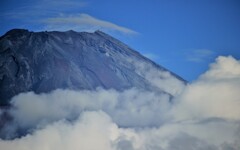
[1,0,240,81]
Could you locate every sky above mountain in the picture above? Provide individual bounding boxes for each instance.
[1,0,240,81]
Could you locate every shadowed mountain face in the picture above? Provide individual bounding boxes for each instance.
[0,29,185,106]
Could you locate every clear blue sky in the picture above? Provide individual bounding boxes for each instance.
[1,0,240,81]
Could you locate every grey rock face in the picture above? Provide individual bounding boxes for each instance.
[0,29,185,106]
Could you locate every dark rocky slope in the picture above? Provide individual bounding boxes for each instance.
[0,29,185,106]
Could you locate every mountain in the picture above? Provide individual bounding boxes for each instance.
[0,29,186,106]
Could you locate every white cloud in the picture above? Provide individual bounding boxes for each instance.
[128,57,186,96]
[186,49,215,63]
[42,14,138,35]
[1,1,137,36]
[172,55,240,121]
[7,88,171,131]
[0,111,118,150]
[1,56,240,150]
[200,55,240,80]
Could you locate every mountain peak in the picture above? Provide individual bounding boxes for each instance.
[0,29,185,106]
[6,28,29,34]
[94,30,108,36]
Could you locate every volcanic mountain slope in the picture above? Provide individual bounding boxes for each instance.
[0,29,186,106]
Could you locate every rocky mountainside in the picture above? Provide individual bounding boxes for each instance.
[0,29,186,106]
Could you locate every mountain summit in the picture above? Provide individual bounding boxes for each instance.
[0,29,185,106]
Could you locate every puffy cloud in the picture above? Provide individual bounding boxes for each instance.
[0,111,119,150]
[200,56,240,80]
[172,55,240,121]
[0,55,240,150]
[9,89,118,129]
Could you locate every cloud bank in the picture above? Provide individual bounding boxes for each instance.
[0,56,240,150]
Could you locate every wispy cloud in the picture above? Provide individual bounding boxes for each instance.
[0,0,137,35]
[0,0,87,17]
[42,13,138,34]
[186,49,215,63]
[38,0,87,10]
[143,53,159,61]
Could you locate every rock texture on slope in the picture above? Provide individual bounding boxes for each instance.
[0,29,185,106]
